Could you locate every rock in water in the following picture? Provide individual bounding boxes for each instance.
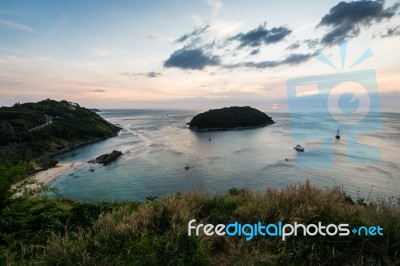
[92,150,123,166]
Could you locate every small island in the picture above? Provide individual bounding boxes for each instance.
[188,106,275,131]
[89,150,123,166]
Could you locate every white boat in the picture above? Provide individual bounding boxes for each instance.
[294,144,304,152]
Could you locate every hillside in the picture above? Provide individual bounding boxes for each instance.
[0,99,120,161]
[3,182,400,265]
[0,99,121,211]
[189,106,275,131]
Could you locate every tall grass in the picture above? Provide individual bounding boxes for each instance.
[14,182,400,265]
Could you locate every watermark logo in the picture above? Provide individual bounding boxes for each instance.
[286,42,381,168]
[188,219,383,241]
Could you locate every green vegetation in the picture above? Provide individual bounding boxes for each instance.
[1,182,398,265]
[189,106,275,131]
[0,159,33,210]
[0,186,126,264]
[0,99,120,162]
[0,99,120,199]
[0,99,122,264]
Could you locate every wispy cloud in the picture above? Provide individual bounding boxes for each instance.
[121,71,162,79]
[92,48,109,57]
[176,25,210,43]
[0,55,28,64]
[209,20,243,36]
[164,20,305,71]
[229,22,292,48]
[380,25,400,37]
[148,34,174,42]
[0,18,33,32]
[225,52,317,69]
[92,89,107,93]
[206,0,223,17]
[286,41,300,51]
[304,39,320,49]
[147,71,161,78]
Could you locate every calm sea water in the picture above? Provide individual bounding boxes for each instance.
[52,110,400,202]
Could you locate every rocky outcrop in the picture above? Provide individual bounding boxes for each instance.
[89,150,123,166]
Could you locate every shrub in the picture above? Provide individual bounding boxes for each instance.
[12,182,400,265]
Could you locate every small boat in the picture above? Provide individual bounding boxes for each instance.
[89,168,94,172]
[184,164,190,170]
[294,144,305,152]
[335,128,340,139]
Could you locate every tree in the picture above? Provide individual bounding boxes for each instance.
[0,122,16,145]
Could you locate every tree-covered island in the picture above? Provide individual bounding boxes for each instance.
[188,106,275,131]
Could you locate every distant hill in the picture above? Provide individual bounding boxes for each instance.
[189,106,275,131]
[0,99,120,161]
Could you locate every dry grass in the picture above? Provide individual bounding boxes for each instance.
[15,182,400,265]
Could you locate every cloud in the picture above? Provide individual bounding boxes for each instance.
[148,34,174,42]
[93,89,106,93]
[304,39,320,49]
[0,55,28,64]
[147,71,162,78]
[209,20,243,36]
[236,60,279,69]
[93,48,109,57]
[121,71,162,79]
[176,25,210,43]
[380,25,400,37]
[164,48,220,70]
[0,18,33,32]
[249,49,260,55]
[206,0,223,17]
[164,20,313,71]
[281,53,316,65]
[229,22,292,48]
[317,0,400,45]
[226,52,316,69]
[286,41,300,51]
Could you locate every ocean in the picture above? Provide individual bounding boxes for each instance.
[52,110,400,202]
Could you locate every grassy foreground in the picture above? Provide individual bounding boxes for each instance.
[6,182,400,265]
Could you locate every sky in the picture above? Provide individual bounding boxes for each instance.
[0,0,399,110]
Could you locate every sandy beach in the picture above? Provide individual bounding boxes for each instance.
[31,161,89,184]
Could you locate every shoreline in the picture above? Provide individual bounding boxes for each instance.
[51,129,121,156]
[31,161,89,185]
[29,128,121,185]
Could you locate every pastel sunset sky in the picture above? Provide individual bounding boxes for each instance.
[0,0,399,110]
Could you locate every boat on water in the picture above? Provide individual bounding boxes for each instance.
[184,164,190,170]
[294,144,304,152]
[335,128,340,139]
